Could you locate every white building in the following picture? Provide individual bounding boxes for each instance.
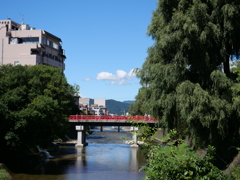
[94,98,106,107]
[79,98,108,115]
[0,19,66,70]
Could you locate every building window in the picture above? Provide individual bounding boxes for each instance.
[10,37,39,44]
[14,61,20,66]
[47,40,53,47]
[9,38,19,44]
[21,37,39,44]
[31,49,39,55]
[53,42,59,49]
[42,37,47,44]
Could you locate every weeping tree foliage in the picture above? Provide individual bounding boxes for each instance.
[129,87,149,115]
[131,0,240,162]
[0,64,79,149]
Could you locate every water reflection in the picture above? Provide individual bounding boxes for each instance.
[11,131,146,180]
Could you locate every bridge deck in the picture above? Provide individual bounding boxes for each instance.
[69,115,158,126]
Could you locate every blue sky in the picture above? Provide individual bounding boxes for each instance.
[1,0,157,102]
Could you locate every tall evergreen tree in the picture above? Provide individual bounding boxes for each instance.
[132,0,240,165]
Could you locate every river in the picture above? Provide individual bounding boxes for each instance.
[11,126,147,180]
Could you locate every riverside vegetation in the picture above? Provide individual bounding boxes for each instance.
[129,0,240,179]
[134,125,239,179]
[0,169,11,180]
[0,64,80,172]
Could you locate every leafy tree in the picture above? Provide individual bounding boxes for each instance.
[132,0,240,166]
[231,61,240,97]
[0,64,78,149]
[129,87,148,115]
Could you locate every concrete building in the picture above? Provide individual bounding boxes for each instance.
[94,98,106,107]
[0,19,66,70]
[79,98,90,107]
[78,98,108,115]
[79,98,90,115]
[92,99,107,115]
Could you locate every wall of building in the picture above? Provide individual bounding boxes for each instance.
[94,98,106,107]
[79,98,90,106]
[0,19,65,70]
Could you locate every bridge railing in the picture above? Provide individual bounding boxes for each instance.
[69,115,158,122]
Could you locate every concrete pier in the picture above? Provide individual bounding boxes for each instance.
[75,125,88,147]
[131,126,139,148]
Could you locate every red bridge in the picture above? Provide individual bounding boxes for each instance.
[69,115,158,122]
[68,115,158,147]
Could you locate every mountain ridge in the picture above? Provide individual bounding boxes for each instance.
[89,98,135,115]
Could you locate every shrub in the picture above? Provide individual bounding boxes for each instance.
[0,169,11,180]
[141,144,229,180]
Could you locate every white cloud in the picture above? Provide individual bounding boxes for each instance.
[96,69,137,85]
[96,72,116,80]
[84,78,92,81]
[110,80,130,85]
[96,70,129,80]
[96,70,134,80]
[116,70,128,79]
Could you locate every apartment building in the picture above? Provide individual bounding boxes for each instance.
[0,19,66,70]
[93,98,107,115]
[79,98,108,115]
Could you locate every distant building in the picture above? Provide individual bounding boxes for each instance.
[79,98,108,115]
[94,98,106,107]
[0,19,66,70]
[79,98,90,114]
[93,99,107,115]
[79,98,90,107]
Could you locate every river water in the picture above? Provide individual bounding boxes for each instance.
[11,127,147,180]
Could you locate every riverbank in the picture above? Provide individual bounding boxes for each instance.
[0,163,11,180]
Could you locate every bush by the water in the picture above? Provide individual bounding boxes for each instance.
[141,143,229,180]
[0,169,11,180]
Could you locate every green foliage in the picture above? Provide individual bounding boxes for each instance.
[231,61,240,98]
[129,87,150,115]
[131,0,240,164]
[0,169,11,180]
[131,122,158,144]
[169,129,179,140]
[142,144,229,180]
[0,64,78,149]
[230,165,240,180]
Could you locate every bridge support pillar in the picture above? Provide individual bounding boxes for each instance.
[131,127,139,148]
[75,125,88,147]
[100,126,103,132]
[118,126,120,132]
